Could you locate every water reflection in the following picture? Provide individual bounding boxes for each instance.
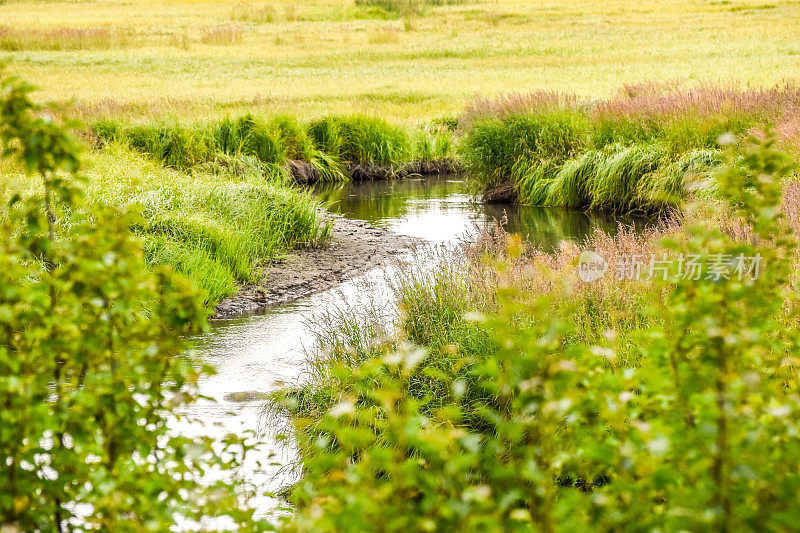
[313,176,651,250]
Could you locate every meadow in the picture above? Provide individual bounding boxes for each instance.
[1,0,800,122]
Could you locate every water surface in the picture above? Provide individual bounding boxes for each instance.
[314,175,649,249]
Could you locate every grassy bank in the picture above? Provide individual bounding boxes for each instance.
[92,146,332,305]
[270,139,800,530]
[1,139,331,306]
[460,85,800,211]
[91,114,456,182]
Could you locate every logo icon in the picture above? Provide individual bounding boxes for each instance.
[578,250,608,282]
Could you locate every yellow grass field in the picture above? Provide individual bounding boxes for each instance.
[1,0,799,122]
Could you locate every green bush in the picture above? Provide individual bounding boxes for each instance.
[0,75,269,531]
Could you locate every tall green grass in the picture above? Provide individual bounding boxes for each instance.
[587,143,666,211]
[459,99,780,211]
[307,115,412,166]
[412,128,453,162]
[459,112,588,188]
[514,144,721,212]
[269,225,653,459]
[267,246,497,449]
[213,114,286,165]
[84,144,331,305]
[92,113,440,181]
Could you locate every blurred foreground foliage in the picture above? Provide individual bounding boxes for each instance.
[0,76,273,530]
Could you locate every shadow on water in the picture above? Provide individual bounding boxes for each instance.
[312,175,654,250]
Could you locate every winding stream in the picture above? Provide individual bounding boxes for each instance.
[183,175,649,514]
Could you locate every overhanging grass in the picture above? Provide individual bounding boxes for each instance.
[92,114,438,180]
[83,144,331,305]
[587,144,667,211]
[515,144,721,212]
[459,94,796,211]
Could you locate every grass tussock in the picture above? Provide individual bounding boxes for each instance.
[368,25,401,44]
[307,115,411,167]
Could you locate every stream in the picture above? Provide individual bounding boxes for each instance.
[182,175,648,516]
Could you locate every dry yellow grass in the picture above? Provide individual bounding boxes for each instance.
[1,0,799,122]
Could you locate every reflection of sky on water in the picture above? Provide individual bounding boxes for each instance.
[181,267,400,518]
[315,176,652,250]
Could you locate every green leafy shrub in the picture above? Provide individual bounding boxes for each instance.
[0,75,269,531]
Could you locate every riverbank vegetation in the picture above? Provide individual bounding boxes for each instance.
[460,85,800,211]
[3,141,330,306]
[272,136,800,531]
[91,114,455,181]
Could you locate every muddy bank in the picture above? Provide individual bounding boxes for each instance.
[289,159,462,184]
[482,182,517,203]
[213,215,416,319]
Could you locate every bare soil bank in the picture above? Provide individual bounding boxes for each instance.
[212,214,416,319]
